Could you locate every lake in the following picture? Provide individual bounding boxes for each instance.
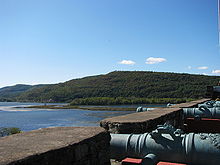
[0,102,165,131]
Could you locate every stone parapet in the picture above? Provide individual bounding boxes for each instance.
[100,108,183,134]
[0,127,110,165]
[100,99,211,134]
[169,98,211,108]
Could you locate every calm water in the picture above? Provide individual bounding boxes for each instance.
[0,102,165,131]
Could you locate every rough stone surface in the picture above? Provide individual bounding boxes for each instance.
[0,127,110,165]
[100,108,183,134]
[170,98,211,108]
[100,99,211,134]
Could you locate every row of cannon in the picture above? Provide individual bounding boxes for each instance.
[184,100,220,119]
[110,101,220,165]
[137,101,220,120]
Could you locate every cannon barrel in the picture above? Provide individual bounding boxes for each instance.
[183,106,220,119]
[206,86,220,99]
[110,125,220,165]
[136,104,174,112]
[214,86,220,92]
[198,101,220,108]
[136,107,155,112]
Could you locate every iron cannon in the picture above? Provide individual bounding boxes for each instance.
[206,86,220,99]
[136,107,155,112]
[136,103,175,112]
[166,103,175,107]
[183,106,220,119]
[198,100,220,109]
[110,124,220,165]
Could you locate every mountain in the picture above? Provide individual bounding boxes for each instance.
[11,71,220,102]
[0,84,47,101]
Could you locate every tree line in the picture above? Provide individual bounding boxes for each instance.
[70,97,194,105]
[1,71,219,103]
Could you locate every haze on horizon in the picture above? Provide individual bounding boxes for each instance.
[0,0,219,88]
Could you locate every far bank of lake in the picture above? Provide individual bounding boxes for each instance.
[22,104,166,111]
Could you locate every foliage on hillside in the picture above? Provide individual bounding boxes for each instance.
[0,84,47,101]
[0,84,32,100]
[14,71,220,103]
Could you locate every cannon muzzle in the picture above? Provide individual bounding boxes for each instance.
[110,124,220,165]
[136,107,155,112]
[183,106,220,119]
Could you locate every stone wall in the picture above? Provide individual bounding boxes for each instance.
[100,108,183,134]
[0,127,110,165]
[100,99,210,134]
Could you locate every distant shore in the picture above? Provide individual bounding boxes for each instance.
[19,105,137,111]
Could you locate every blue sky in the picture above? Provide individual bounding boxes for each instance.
[0,0,219,88]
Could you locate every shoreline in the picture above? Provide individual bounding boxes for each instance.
[17,105,137,111]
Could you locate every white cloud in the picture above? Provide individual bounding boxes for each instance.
[187,66,192,70]
[119,60,135,65]
[146,57,166,64]
[197,66,208,70]
[212,70,220,74]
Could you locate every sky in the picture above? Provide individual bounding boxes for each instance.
[0,0,219,88]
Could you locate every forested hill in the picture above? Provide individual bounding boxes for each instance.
[0,84,47,102]
[0,84,32,101]
[13,71,220,102]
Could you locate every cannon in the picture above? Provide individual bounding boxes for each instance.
[183,106,220,119]
[110,124,220,165]
[214,86,220,92]
[198,100,220,109]
[206,86,220,99]
[136,107,155,112]
[136,103,173,112]
[166,103,175,107]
